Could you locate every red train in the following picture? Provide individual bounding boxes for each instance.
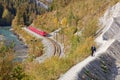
[28,26,47,36]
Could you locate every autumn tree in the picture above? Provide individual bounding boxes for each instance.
[0,45,14,80]
[2,8,13,25]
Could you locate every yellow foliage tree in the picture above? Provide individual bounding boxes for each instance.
[53,17,59,28]
[61,17,67,27]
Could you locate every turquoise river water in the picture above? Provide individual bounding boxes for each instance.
[0,26,28,62]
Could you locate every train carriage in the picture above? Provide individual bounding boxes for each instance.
[28,26,47,36]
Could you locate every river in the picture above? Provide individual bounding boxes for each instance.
[0,26,28,62]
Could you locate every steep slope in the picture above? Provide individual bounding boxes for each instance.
[0,0,48,26]
[10,0,120,80]
[59,2,120,80]
[30,0,50,10]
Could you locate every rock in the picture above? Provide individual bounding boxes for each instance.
[0,35,5,41]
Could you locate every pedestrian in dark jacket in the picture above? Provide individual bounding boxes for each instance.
[91,45,96,56]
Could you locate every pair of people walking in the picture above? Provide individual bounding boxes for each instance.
[91,45,96,56]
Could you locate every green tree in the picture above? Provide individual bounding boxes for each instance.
[0,46,14,80]
[11,66,26,80]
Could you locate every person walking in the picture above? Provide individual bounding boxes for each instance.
[91,45,96,56]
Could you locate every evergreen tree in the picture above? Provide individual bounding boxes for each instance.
[2,8,13,25]
[0,0,47,26]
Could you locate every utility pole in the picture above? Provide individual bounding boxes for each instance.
[31,39,37,57]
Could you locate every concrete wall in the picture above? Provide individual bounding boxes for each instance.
[77,40,120,80]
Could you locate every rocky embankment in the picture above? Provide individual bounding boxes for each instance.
[0,35,4,41]
[30,0,52,10]
[59,2,120,80]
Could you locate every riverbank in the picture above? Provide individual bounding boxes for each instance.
[0,35,4,41]
[11,28,29,61]
[0,27,28,62]
[12,25,44,58]
[11,28,28,47]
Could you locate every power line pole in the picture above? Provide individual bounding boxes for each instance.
[31,39,37,57]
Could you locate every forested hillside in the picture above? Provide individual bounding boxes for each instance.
[0,0,47,26]
[0,0,120,80]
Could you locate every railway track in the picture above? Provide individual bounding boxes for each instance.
[46,37,61,56]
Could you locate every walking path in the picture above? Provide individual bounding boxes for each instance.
[59,39,115,80]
